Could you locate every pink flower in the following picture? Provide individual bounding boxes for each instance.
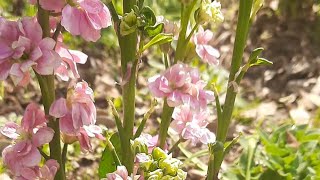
[193,26,220,65]
[135,134,166,153]
[170,105,216,145]
[30,0,66,12]
[15,159,59,180]
[50,81,96,134]
[0,17,61,86]
[105,166,132,180]
[61,0,112,42]
[1,103,54,176]
[77,125,105,152]
[148,63,214,109]
[55,41,88,81]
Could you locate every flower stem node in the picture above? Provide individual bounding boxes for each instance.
[120,10,138,36]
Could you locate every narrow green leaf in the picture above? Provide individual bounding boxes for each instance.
[98,133,122,178]
[248,47,264,64]
[142,33,173,52]
[144,23,164,37]
[250,58,273,66]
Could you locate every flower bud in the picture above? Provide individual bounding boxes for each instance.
[152,147,168,161]
[136,153,152,171]
[120,10,137,36]
[147,169,163,180]
[159,158,182,176]
[196,0,224,25]
[131,138,148,154]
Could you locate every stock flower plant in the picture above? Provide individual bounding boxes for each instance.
[0,0,266,179]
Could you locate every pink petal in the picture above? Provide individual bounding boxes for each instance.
[21,103,46,131]
[20,167,38,180]
[49,98,68,118]
[0,61,11,80]
[0,122,20,139]
[59,112,77,134]
[61,5,82,36]
[32,127,54,147]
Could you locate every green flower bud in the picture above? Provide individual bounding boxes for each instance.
[159,158,181,176]
[147,169,163,180]
[152,147,168,161]
[196,0,224,25]
[130,137,148,154]
[120,10,137,36]
[176,169,187,180]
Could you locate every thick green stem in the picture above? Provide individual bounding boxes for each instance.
[158,100,174,149]
[208,0,253,179]
[116,0,138,174]
[37,4,65,180]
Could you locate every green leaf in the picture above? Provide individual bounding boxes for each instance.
[140,6,156,26]
[98,133,122,178]
[142,33,172,52]
[224,133,242,156]
[250,58,273,66]
[248,47,264,63]
[144,23,164,37]
[248,47,272,67]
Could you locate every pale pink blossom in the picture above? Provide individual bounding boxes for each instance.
[1,103,54,176]
[192,26,220,65]
[0,17,61,86]
[29,0,66,12]
[50,81,96,134]
[148,63,214,109]
[55,41,88,81]
[171,105,216,145]
[77,125,105,152]
[105,166,132,180]
[61,0,112,42]
[15,159,59,180]
[135,134,165,153]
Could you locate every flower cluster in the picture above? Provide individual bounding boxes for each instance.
[192,26,220,65]
[0,17,60,86]
[50,81,104,152]
[135,147,187,180]
[148,63,216,145]
[171,105,215,145]
[148,63,214,109]
[196,0,224,25]
[0,103,59,179]
[30,0,112,42]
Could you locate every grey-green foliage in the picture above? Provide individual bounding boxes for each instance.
[223,124,320,180]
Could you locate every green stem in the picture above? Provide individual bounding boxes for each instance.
[209,0,254,179]
[116,0,138,174]
[134,99,157,139]
[62,143,68,172]
[158,99,174,149]
[38,148,50,160]
[174,1,197,63]
[36,4,65,180]
[168,138,183,154]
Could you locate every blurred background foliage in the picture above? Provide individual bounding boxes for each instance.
[0,0,320,179]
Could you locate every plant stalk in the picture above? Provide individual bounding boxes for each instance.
[36,4,65,180]
[208,0,254,179]
[158,99,174,149]
[117,0,138,174]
